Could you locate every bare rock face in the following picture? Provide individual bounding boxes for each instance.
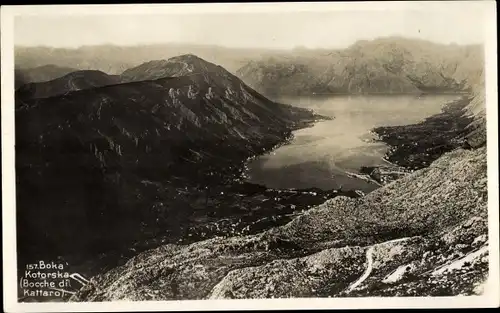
[72,147,488,301]
[237,37,483,96]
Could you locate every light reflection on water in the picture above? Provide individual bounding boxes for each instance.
[247,94,462,193]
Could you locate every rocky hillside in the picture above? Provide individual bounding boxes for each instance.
[237,37,484,96]
[16,70,121,100]
[72,145,488,300]
[15,64,79,88]
[16,55,320,266]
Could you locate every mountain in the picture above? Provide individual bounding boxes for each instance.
[120,54,221,83]
[15,64,80,87]
[15,44,287,76]
[16,70,121,100]
[67,39,489,301]
[236,37,484,96]
[16,55,319,264]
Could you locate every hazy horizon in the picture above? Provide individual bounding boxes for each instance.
[14,34,485,52]
[14,6,487,50]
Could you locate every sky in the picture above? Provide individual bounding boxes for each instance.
[13,3,488,50]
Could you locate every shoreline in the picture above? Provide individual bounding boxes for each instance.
[360,95,476,184]
[246,113,333,162]
[265,91,471,100]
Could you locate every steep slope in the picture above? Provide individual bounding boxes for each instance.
[16,55,319,267]
[15,70,121,100]
[15,64,80,86]
[460,66,487,148]
[237,37,484,96]
[72,146,488,301]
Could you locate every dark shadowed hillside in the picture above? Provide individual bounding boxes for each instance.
[16,70,121,100]
[15,55,321,270]
[15,64,80,88]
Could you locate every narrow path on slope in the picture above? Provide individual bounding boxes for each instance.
[431,245,489,276]
[346,237,412,293]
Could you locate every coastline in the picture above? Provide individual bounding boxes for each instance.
[361,95,477,184]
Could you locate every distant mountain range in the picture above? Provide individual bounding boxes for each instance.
[15,37,484,98]
[237,37,484,96]
[14,43,287,78]
[16,54,319,261]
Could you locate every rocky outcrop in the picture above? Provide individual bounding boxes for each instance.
[14,44,285,76]
[72,146,488,300]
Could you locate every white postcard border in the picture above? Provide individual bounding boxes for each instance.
[2,2,498,312]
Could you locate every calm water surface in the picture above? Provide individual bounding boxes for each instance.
[246,94,462,193]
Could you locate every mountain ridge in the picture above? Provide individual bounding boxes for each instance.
[236,38,484,96]
[15,64,80,89]
[14,43,288,76]
[15,55,321,267]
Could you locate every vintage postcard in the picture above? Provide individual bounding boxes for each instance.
[1,2,499,312]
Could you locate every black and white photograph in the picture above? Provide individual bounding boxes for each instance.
[1,2,499,311]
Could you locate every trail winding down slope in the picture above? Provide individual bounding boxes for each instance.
[346,237,412,293]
